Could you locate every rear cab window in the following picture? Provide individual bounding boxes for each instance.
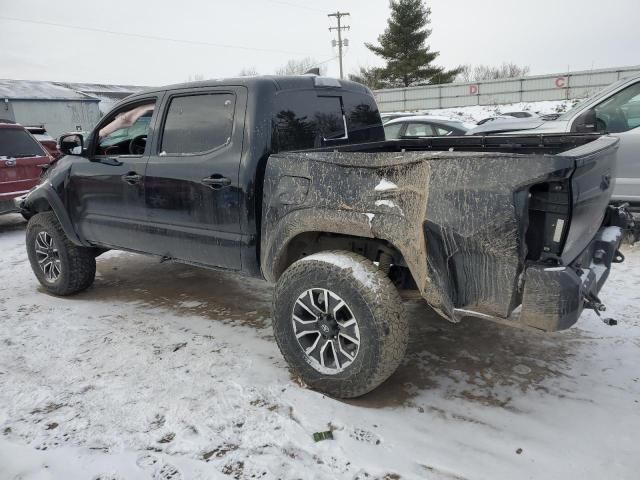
[273,89,383,152]
[0,128,46,158]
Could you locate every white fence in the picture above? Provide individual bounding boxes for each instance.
[372,65,640,112]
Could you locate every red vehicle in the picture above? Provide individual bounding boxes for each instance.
[25,125,62,160]
[0,122,52,215]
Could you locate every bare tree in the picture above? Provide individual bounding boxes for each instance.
[238,67,259,76]
[456,62,530,82]
[456,64,473,83]
[275,57,326,76]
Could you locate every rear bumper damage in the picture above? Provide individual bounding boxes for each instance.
[519,225,624,331]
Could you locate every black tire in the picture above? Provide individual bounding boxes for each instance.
[26,212,96,295]
[21,212,34,221]
[273,250,408,398]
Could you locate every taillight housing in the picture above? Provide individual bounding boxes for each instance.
[525,180,570,262]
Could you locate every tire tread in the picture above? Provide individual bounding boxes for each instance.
[274,250,408,398]
[26,212,96,295]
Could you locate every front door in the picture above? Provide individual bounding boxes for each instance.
[143,87,246,270]
[68,95,162,250]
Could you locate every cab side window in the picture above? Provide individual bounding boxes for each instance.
[595,82,640,133]
[160,93,235,155]
[97,102,155,156]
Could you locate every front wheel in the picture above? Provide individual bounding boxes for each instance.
[26,212,96,295]
[273,250,408,398]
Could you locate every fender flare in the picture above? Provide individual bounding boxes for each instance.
[22,183,88,247]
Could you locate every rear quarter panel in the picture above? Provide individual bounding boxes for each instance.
[261,150,577,321]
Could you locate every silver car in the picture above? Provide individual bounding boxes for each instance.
[468,74,640,206]
[384,115,470,138]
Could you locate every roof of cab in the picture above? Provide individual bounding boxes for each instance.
[126,75,371,98]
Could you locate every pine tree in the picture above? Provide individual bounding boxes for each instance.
[348,66,386,90]
[366,0,460,87]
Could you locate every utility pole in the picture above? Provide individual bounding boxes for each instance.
[328,11,350,79]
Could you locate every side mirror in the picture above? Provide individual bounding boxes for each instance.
[58,133,84,156]
[573,109,598,133]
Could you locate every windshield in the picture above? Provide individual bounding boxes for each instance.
[557,77,634,121]
[0,128,45,158]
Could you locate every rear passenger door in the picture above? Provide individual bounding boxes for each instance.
[143,87,246,270]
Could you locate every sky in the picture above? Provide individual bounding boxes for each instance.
[0,0,638,86]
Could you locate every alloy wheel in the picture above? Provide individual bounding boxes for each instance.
[292,288,361,374]
[34,231,62,283]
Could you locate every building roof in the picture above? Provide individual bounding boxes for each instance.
[0,79,147,103]
[58,82,147,96]
[58,82,148,113]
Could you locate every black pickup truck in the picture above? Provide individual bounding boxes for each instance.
[18,76,629,398]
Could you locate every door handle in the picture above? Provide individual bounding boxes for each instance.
[201,175,231,189]
[122,172,143,185]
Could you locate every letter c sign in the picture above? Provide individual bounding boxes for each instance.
[469,85,479,95]
[555,76,568,88]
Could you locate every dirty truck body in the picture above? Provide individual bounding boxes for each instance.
[19,76,627,398]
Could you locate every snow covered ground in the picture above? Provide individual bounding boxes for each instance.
[387,99,580,124]
[0,213,639,480]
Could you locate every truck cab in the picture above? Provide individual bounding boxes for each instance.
[38,76,383,274]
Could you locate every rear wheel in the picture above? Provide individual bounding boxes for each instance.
[26,212,96,295]
[273,250,408,398]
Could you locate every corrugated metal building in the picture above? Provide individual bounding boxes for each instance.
[0,80,146,138]
[58,82,147,115]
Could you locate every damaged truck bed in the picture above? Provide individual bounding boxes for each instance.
[262,133,626,332]
[19,76,629,397]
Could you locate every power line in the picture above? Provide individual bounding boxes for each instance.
[310,56,339,71]
[0,15,312,56]
[259,0,325,13]
[328,12,350,79]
